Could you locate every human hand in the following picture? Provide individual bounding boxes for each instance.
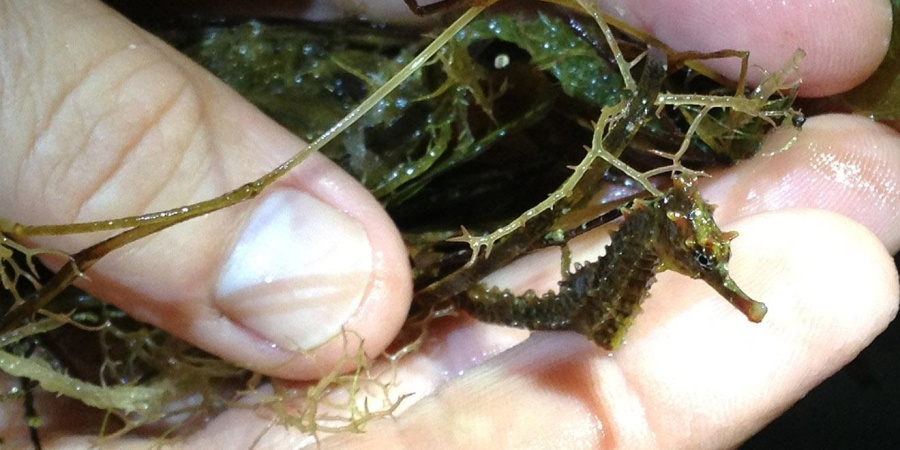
[1,0,898,448]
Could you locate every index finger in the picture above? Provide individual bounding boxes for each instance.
[599,0,892,97]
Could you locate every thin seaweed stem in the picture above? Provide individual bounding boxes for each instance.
[2,6,490,240]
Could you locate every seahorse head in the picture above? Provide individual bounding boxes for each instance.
[655,175,767,322]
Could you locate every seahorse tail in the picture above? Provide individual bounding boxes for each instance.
[458,285,578,331]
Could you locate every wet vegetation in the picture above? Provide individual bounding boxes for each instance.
[0,0,825,445]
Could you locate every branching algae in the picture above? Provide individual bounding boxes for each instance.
[0,0,804,446]
[459,174,766,349]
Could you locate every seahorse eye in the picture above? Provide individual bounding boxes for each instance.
[692,245,715,270]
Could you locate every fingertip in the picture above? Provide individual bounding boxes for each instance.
[183,0,892,98]
[319,212,898,449]
[604,0,892,97]
[617,209,898,447]
[287,155,415,378]
[704,113,900,254]
[201,155,412,380]
[1,0,412,381]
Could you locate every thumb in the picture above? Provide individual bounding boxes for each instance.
[0,0,412,380]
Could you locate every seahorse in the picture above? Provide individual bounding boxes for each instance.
[457,175,767,349]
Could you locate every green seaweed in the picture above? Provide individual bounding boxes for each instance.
[0,2,802,443]
[167,11,795,230]
[165,14,615,221]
